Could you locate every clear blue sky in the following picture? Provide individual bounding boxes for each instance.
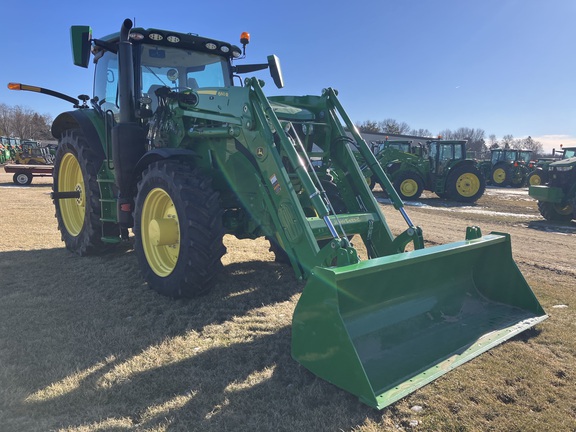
[1,0,574,152]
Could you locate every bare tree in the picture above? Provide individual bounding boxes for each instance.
[409,128,432,137]
[501,134,515,149]
[0,103,11,136]
[0,104,52,140]
[356,120,380,133]
[378,119,411,135]
[488,134,499,149]
[512,136,544,157]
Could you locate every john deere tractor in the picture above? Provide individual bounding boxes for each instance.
[527,145,576,186]
[9,19,546,409]
[529,152,576,221]
[362,139,486,202]
[479,148,533,187]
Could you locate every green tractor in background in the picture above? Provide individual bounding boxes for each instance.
[478,148,533,187]
[0,136,10,163]
[356,139,412,189]
[9,19,546,409]
[529,151,576,221]
[363,139,486,203]
[527,145,576,186]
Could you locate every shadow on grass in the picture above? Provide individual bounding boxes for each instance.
[0,246,378,431]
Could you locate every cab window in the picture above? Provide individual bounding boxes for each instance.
[93,50,119,113]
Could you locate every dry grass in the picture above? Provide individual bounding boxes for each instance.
[1,170,575,431]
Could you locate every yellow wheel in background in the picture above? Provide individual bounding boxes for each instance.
[492,167,507,185]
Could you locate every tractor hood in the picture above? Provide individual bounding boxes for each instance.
[268,100,315,121]
[550,156,576,168]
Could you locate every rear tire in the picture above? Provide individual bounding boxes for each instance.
[53,129,110,255]
[446,165,486,203]
[134,160,226,298]
[537,201,573,222]
[393,171,423,200]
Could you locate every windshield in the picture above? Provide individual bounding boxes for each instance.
[140,45,231,96]
[519,151,532,163]
[563,148,576,159]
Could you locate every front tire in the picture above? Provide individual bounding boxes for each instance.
[537,201,573,222]
[53,129,109,255]
[491,164,509,187]
[528,169,547,186]
[134,160,226,298]
[393,171,424,201]
[446,165,486,203]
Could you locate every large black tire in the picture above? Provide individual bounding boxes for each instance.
[491,164,509,187]
[393,171,424,201]
[53,129,110,255]
[537,201,574,222]
[445,165,486,203]
[133,160,226,298]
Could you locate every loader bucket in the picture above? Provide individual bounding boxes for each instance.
[292,233,547,409]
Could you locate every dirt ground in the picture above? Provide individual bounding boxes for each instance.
[1,168,575,431]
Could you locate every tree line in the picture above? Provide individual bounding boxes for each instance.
[0,103,53,141]
[356,118,545,158]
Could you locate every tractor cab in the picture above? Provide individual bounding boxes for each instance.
[83,26,283,120]
[427,140,466,176]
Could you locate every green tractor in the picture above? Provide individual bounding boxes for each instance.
[527,146,576,186]
[365,139,486,203]
[356,139,412,189]
[479,148,533,187]
[529,152,576,221]
[0,136,10,163]
[9,19,546,409]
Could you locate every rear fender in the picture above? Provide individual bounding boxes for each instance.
[133,148,199,179]
[51,110,106,159]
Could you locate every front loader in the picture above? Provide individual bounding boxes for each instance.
[9,19,547,409]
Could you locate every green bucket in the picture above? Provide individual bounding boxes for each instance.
[292,233,547,409]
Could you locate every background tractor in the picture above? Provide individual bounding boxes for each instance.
[9,19,546,410]
[362,139,486,202]
[529,152,576,221]
[527,145,576,186]
[479,148,533,187]
[13,140,54,165]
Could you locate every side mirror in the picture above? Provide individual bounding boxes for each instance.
[71,25,92,68]
[267,55,284,89]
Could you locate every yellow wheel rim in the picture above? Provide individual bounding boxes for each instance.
[554,203,573,216]
[455,173,480,198]
[58,153,85,236]
[399,179,418,198]
[493,168,506,184]
[529,175,542,186]
[141,188,180,277]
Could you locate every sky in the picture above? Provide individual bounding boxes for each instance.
[1,0,574,152]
